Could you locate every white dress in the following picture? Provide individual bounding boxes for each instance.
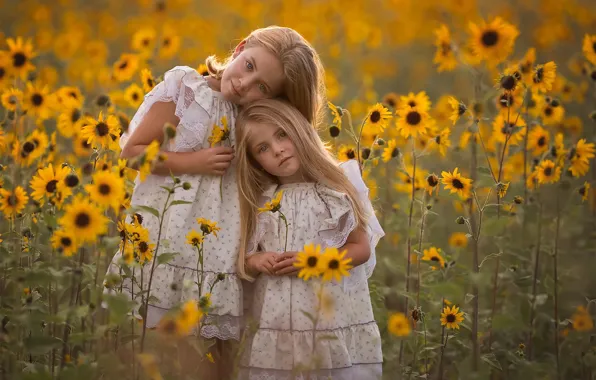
[241,171,384,380]
[105,66,242,340]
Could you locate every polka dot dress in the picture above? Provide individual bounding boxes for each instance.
[105,66,243,340]
[240,182,383,380]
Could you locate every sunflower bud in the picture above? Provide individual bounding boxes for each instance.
[376,138,385,146]
[589,111,596,121]
[513,195,523,204]
[362,148,371,160]
[182,182,191,190]
[164,122,177,139]
[95,94,111,107]
[174,178,181,184]
[455,216,465,225]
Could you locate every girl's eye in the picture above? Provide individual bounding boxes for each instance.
[258,145,268,153]
[278,131,287,138]
[258,83,266,93]
[246,61,253,70]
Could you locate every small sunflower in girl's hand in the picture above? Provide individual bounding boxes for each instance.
[317,247,353,282]
[294,243,322,281]
[258,191,283,213]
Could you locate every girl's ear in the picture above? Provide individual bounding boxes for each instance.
[232,40,247,59]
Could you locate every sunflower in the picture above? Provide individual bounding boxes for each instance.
[73,134,93,157]
[0,52,10,87]
[316,247,352,282]
[50,229,79,256]
[422,247,446,268]
[186,230,204,247]
[112,53,139,82]
[448,232,468,248]
[468,17,519,65]
[381,139,400,162]
[0,186,29,220]
[12,129,49,167]
[6,37,36,79]
[196,218,220,237]
[582,34,596,65]
[209,116,230,147]
[158,26,181,60]
[571,306,594,332]
[85,170,126,213]
[29,163,72,207]
[23,82,55,121]
[328,101,342,130]
[80,111,121,150]
[441,305,465,329]
[294,243,322,281]
[447,97,468,125]
[534,159,561,185]
[540,101,565,125]
[532,62,557,93]
[58,196,109,243]
[491,113,526,146]
[579,182,590,202]
[569,139,596,177]
[131,27,156,55]
[176,300,202,336]
[57,107,83,138]
[433,24,457,72]
[197,64,209,76]
[258,190,283,213]
[1,87,23,111]
[396,106,429,139]
[441,168,472,199]
[124,83,144,108]
[550,133,567,164]
[136,239,155,264]
[140,68,156,93]
[432,128,451,156]
[338,145,356,161]
[382,92,400,109]
[399,91,431,112]
[518,48,536,86]
[495,88,524,116]
[387,312,411,337]
[55,86,84,109]
[363,103,392,132]
[425,173,439,196]
[527,125,550,156]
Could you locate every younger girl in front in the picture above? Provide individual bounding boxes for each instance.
[236,99,384,380]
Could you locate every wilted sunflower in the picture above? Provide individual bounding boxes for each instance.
[196,218,220,237]
[85,170,126,213]
[80,111,121,150]
[328,102,342,130]
[527,125,550,156]
[50,229,79,256]
[579,181,590,202]
[0,186,29,220]
[396,106,429,139]
[387,312,411,337]
[582,34,596,65]
[317,247,352,282]
[23,82,55,121]
[124,83,144,108]
[294,243,322,281]
[6,37,36,79]
[58,196,109,243]
[532,62,557,93]
[399,91,431,112]
[29,163,72,207]
[433,24,457,72]
[447,97,468,125]
[140,68,156,93]
[441,167,472,199]
[441,305,465,329]
[381,139,400,162]
[112,53,139,82]
[468,17,519,65]
[363,103,392,132]
[534,159,561,184]
[1,87,22,111]
[422,247,446,268]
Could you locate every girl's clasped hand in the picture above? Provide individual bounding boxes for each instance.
[245,251,299,276]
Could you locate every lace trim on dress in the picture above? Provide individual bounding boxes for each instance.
[238,363,383,380]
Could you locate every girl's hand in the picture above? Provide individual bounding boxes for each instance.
[246,252,278,275]
[195,146,235,176]
[272,251,300,276]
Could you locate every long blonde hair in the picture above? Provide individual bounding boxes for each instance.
[235,99,368,281]
[206,26,326,127]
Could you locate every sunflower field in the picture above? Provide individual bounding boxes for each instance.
[1,0,596,379]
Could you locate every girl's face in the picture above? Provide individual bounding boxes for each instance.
[220,45,285,106]
[247,121,303,184]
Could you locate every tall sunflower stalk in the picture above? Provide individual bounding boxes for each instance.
[527,187,542,360]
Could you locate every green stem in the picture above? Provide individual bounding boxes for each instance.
[279,212,289,252]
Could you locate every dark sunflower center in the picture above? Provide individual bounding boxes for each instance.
[544,167,552,176]
[436,135,441,144]
[499,93,512,108]
[370,110,381,123]
[579,187,586,196]
[82,139,91,149]
[520,62,532,74]
[458,104,467,116]
[32,93,43,106]
[537,136,546,146]
[534,67,544,83]
[431,256,440,262]
[132,93,139,101]
[75,212,91,228]
[139,241,149,253]
[147,78,155,87]
[23,141,35,153]
[440,42,451,55]
[192,237,200,245]
[60,237,72,247]
[163,38,171,47]
[118,61,128,70]
[0,67,5,79]
[71,109,81,123]
[452,178,464,189]
[386,98,396,107]
[98,184,111,195]
[481,30,499,46]
[6,194,16,206]
[142,38,150,47]
[592,41,596,53]
[544,107,553,116]
[8,95,18,105]
[446,314,456,323]
[13,52,26,67]
[391,148,399,158]
[347,149,355,159]
[45,180,58,193]
[500,75,516,91]
[329,126,340,138]
[406,111,421,125]
[307,256,318,268]
[427,175,438,187]
[328,259,339,270]
[96,122,109,136]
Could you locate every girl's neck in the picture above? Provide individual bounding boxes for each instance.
[206,76,222,92]
[277,170,310,185]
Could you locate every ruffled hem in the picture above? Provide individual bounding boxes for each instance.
[242,321,382,371]
[238,363,383,380]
